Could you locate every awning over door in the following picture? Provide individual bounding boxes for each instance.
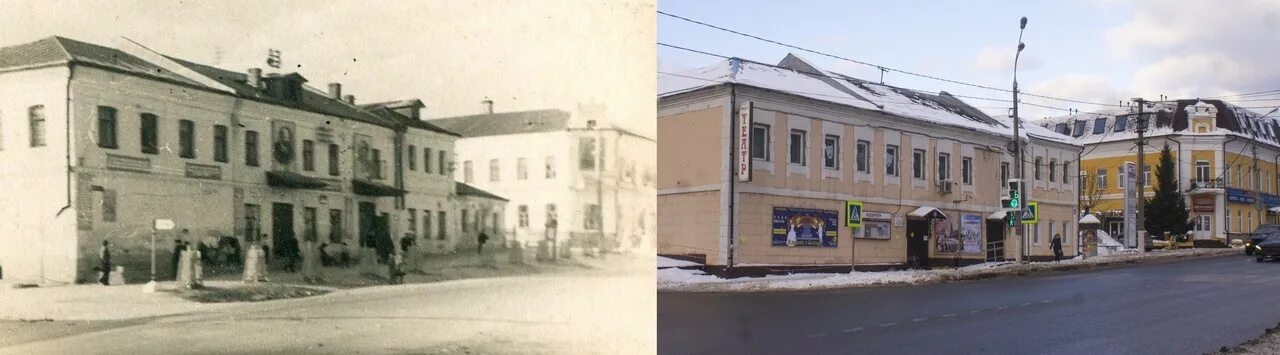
[266,171,330,190]
[352,178,406,197]
[907,206,947,220]
[1269,206,1280,213]
[987,210,1007,221]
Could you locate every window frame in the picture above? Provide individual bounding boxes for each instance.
[97,106,118,149]
[789,129,807,166]
[937,152,950,181]
[302,140,315,171]
[328,143,340,176]
[912,148,927,180]
[962,156,973,185]
[823,134,840,169]
[244,130,259,166]
[140,113,159,154]
[1034,157,1043,181]
[1092,117,1107,134]
[178,119,195,159]
[1049,159,1057,183]
[751,123,771,161]
[855,140,871,173]
[213,125,229,163]
[885,144,900,176]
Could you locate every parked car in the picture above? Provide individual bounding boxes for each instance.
[1255,233,1280,262]
[1247,224,1280,256]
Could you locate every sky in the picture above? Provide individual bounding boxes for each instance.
[658,0,1280,119]
[0,0,656,136]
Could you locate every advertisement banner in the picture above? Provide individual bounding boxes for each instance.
[1229,188,1258,204]
[271,120,297,172]
[858,212,892,240]
[961,213,983,253]
[1124,162,1137,247]
[934,214,961,253]
[771,207,838,247]
[1193,197,1215,212]
[737,102,753,182]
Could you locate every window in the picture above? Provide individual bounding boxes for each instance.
[1092,118,1107,134]
[585,204,602,230]
[937,152,950,181]
[1097,168,1108,189]
[1228,212,1234,233]
[1072,120,1086,137]
[424,147,433,174]
[885,145,899,176]
[438,150,447,175]
[464,160,474,183]
[97,106,118,149]
[1034,157,1043,180]
[1237,166,1243,187]
[437,211,447,240]
[546,156,557,179]
[140,113,158,154]
[580,137,597,170]
[407,145,416,171]
[1063,161,1070,184]
[856,140,870,173]
[823,134,839,169]
[179,119,195,158]
[302,140,315,171]
[962,157,973,185]
[1049,159,1057,182]
[101,189,117,222]
[329,209,343,242]
[518,205,529,228]
[1001,162,1010,187]
[422,210,433,240]
[213,125,228,162]
[461,209,470,233]
[304,207,318,242]
[28,105,46,147]
[1248,212,1253,231]
[751,123,771,160]
[1034,221,1041,244]
[244,130,259,166]
[1114,117,1128,132]
[1055,123,1069,135]
[489,159,500,182]
[912,149,926,180]
[1143,165,1152,187]
[1118,166,1126,188]
[547,204,558,228]
[789,129,807,165]
[407,208,417,236]
[328,143,340,176]
[371,149,383,179]
[518,158,528,180]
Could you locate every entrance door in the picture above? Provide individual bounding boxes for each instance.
[271,203,295,261]
[1108,221,1123,242]
[906,219,931,269]
[358,202,377,248]
[986,220,1006,262]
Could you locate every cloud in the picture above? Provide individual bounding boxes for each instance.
[1024,74,1129,118]
[972,45,1043,73]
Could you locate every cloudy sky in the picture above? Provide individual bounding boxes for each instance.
[659,0,1280,119]
[0,0,656,135]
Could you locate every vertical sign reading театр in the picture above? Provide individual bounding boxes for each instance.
[737,102,753,182]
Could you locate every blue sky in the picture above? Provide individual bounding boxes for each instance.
[659,0,1280,118]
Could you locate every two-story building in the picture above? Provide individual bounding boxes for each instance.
[0,36,503,284]
[1037,99,1280,246]
[658,54,1082,272]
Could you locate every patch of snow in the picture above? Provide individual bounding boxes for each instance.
[657,256,701,268]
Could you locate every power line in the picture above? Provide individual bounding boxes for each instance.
[1207,89,1280,100]
[658,10,1123,108]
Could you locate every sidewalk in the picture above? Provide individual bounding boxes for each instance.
[659,248,1240,292]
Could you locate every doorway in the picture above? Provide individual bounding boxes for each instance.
[906,219,931,269]
[986,220,1006,262]
[271,203,295,261]
[358,202,377,248]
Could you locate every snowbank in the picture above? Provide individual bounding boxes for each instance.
[657,256,701,268]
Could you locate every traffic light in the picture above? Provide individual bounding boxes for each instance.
[1005,179,1024,226]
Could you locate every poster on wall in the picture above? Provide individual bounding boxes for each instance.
[934,214,961,253]
[271,120,297,172]
[857,212,892,240]
[960,213,983,253]
[771,207,838,247]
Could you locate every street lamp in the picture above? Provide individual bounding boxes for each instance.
[1012,16,1029,262]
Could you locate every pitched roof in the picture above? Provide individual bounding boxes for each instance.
[455,182,508,201]
[429,109,572,137]
[360,105,461,137]
[1035,99,1279,147]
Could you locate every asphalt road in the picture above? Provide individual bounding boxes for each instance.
[0,265,654,354]
[659,255,1280,355]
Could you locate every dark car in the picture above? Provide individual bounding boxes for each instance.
[1255,233,1280,262]
[1247,224,1280,256]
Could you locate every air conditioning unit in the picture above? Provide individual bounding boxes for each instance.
[937,180,953,194]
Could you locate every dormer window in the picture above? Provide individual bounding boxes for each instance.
[1055,123,1069,135]
[1092,117,1107,134]
[1072,120,1086,137]
[1114,116,1128,132]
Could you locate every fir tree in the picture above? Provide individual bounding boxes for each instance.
[1143,144,1194,238]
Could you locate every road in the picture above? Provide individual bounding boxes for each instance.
[0,266,654,354]
[659,255,1280,355]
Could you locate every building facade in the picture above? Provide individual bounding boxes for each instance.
[658,54,1082,270]
[1038,99,1280,245]
[431,106,657,254]
[0,36,502,284]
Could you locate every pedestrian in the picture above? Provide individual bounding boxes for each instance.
[477,231,489,255]
[283,235,299,273]
[319,242,330,266]
[170,239,184,280]
[1051,234,1064,262]
[99,240,112,285]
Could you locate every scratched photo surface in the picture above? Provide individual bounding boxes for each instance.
[0,1,657,354]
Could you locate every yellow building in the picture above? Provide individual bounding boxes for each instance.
[1037,100,1280,246]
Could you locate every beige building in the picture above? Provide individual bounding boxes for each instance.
[0,36,502,284]
[658,54,1082,271]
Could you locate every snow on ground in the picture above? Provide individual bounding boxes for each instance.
[657,256,701,268]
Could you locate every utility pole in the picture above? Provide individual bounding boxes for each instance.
[1012,17,1028,262]
[1134,98,1147,253]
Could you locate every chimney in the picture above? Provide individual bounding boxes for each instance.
[483,99,494,114]
[328,83,342,100]
[343,94,355,105]
[247,68,262,89]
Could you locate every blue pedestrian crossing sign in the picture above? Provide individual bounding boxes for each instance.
[1021,202,1039,224]
[846,200,863,228]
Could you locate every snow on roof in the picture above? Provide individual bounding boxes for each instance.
[1079,214,1101,224]
[659,54,1028,140]
[908,206,947,219]
[991,114,1080,146]
[1033,99,1280,148]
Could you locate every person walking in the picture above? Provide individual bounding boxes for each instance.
[1051,234,1064,262]
[477,232,489,255]
[98,240,113,285]
[169,239,184,280]
[282,234,299,273]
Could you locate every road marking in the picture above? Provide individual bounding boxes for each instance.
[807,333,828,338]
[842,327,864,333]
[941,313,957,318]
[879,322,899,327]
[912,317,928,322]
[1021,302,1032,307]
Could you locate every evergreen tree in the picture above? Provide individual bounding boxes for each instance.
[1143,144,1193,238]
